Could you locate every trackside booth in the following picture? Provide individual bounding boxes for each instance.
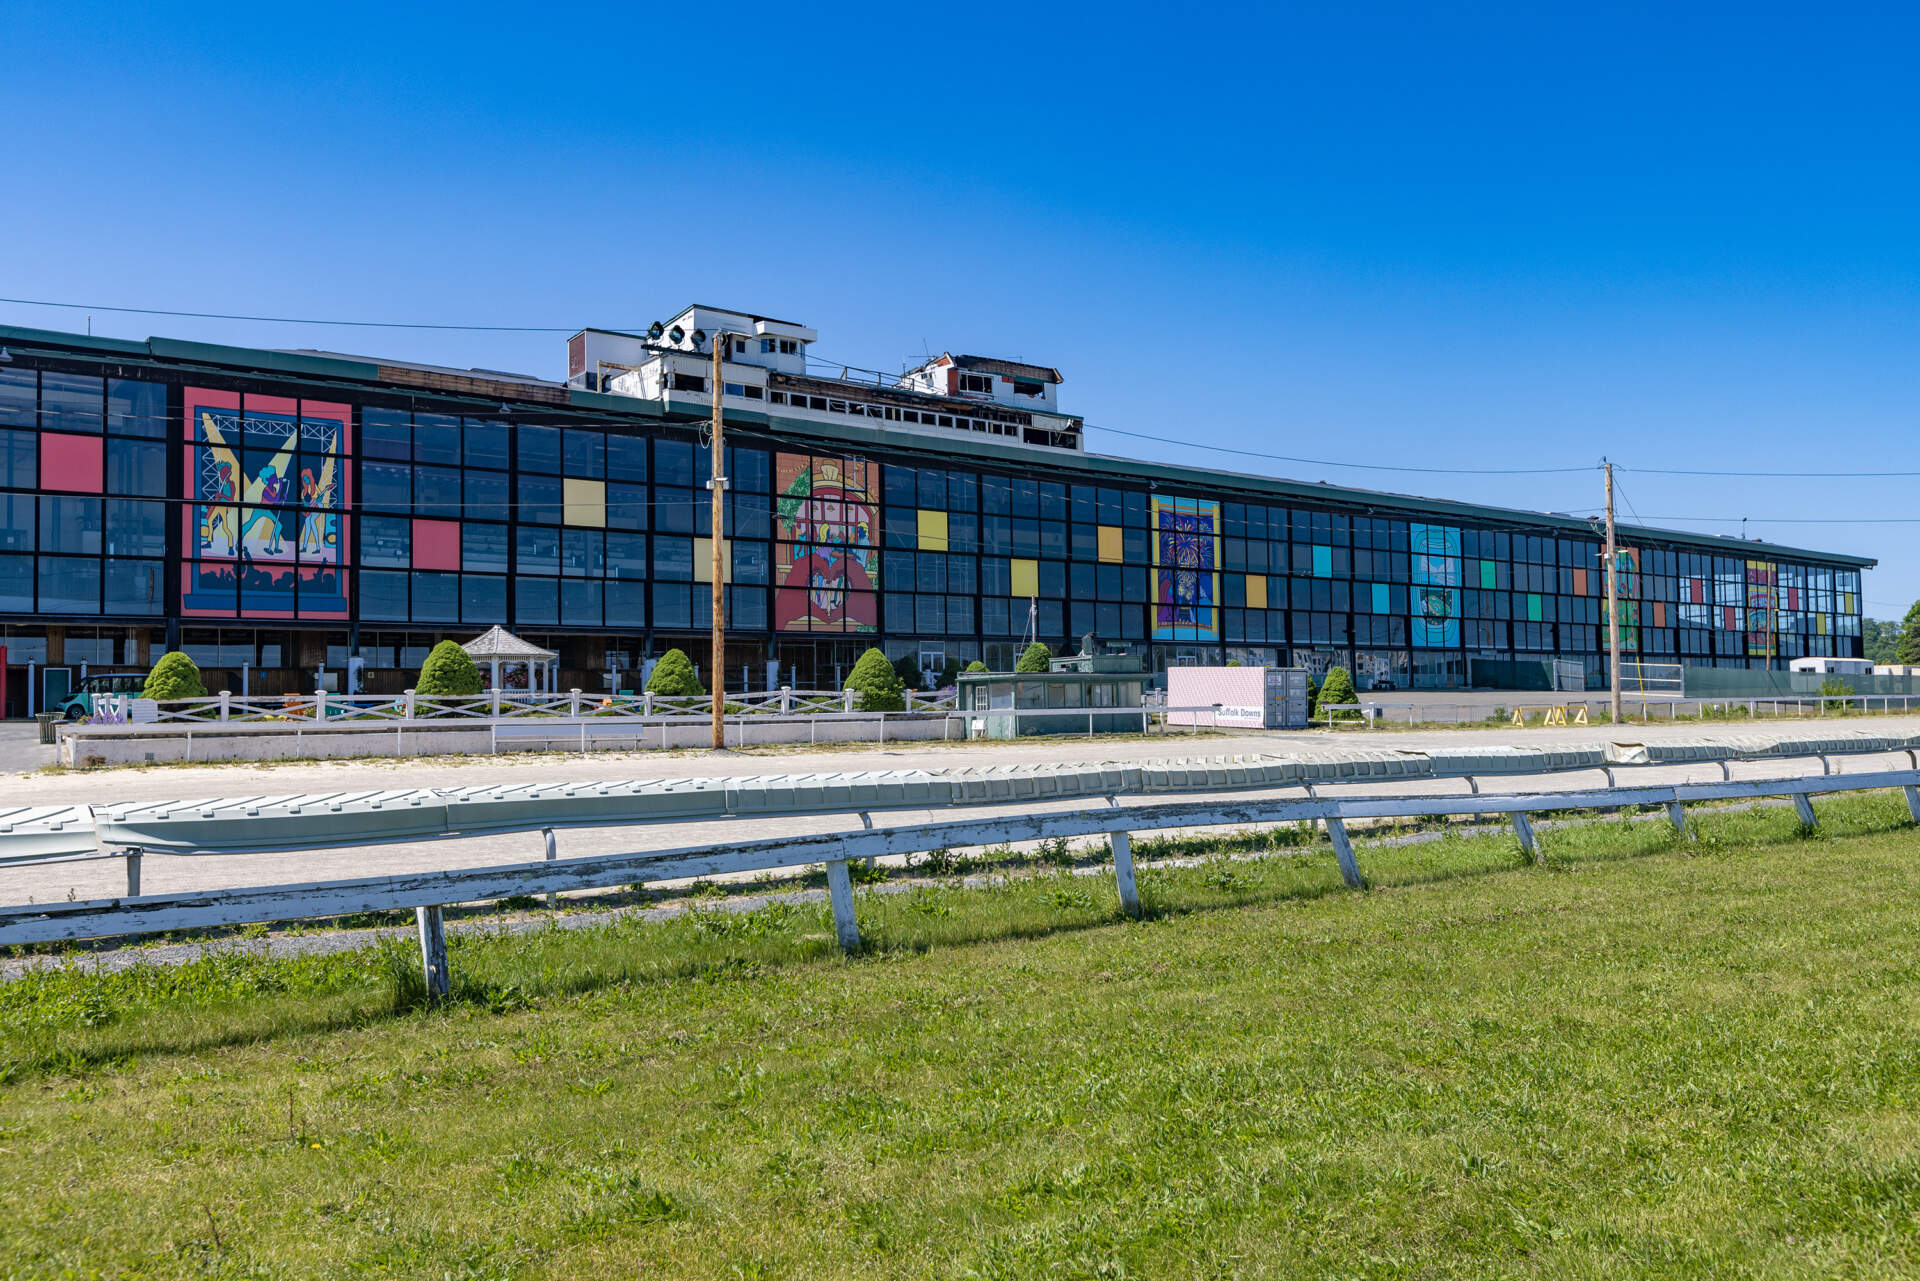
[959,665,1148,738]
[1166,666,1312,729]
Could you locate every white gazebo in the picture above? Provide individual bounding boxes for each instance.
[461,626,559,694]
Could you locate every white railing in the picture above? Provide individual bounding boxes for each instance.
[4,760,1916,998]
[95,687,960,725]
[1320,695,1920,729]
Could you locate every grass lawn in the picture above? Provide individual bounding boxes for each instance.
[5,795,1920,1277]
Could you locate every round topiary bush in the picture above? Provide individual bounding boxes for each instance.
[142,651,207,701]
[1318,666,1359,721]
[415,641,483,697]
[1016,642,1052,673]
[965,660,989,674]
[845,647,905,712]
[646,648,705,697]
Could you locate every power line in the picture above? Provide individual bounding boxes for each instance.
[1088,423,1600,477]
[1622,464,1920,478]
[0,296,622,334]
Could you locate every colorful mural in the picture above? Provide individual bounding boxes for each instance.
[773,452,878,632]
[1409,523,1461,648]
[181,389,349,619]
[1151,495,1220,642]
[1746,560,1777,657]
[1602,547,1640,649]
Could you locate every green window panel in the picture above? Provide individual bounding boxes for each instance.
[1312,544,1332,578]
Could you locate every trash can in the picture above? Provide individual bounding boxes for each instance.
[36,712,58,744]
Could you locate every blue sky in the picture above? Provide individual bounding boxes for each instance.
[4,3,1916,615]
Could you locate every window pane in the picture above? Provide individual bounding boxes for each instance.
[360,570,408,620]
[411,571,459,622]
[517,475,561,524]
[462,523,509,572]
[414,466,462,518]
[361,407,411,460]
[103,499,164,557]
[39,556,101,612]
[106,439,165,497]
[516,577,558,625]
[0,553,32,609]
[563,429,604,478]
[517,425,560,473]
[607,482,647,531]
[465,469,510,517]
[0,494,31,551]
[461,574,506,624]
[515,525,558,574]
[39,496,101,553]
[607,434,648,482]
[655,438,693,486]
[606,580,646,626]
[0,371,34,427]
[361,515,411,567]
[463,419,509,469]
[0,429,35,487]
[105,559,164,614]
[107,379,167,437]
[413,414,461,464]
[39,372,102,432]
[562,578,602,625]
[362,462,410,512]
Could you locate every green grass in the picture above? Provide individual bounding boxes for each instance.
[5,793,1920,1277]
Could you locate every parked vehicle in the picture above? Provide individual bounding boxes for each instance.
[55,671,148,720]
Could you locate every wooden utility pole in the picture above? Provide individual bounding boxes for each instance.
[709,331,727,749]
[1604,459,1621,723]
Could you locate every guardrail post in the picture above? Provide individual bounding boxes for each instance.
[570,688,581,716]
[1793,793,1818,829]
[1323,817,1364,889]
[416,906,450,999]
[1109,829,1141,916]
[1667,801,1688,838]
[780,686,792,714]
[825,859,861,951]
[543,828,558,909]
[1904,786,1920,825]
[1511,812,1542,863]
[843,689,856,714]
[404,688,417,720]
[218,690,231,723]
[314,689,327,721]
[124,847,142,897]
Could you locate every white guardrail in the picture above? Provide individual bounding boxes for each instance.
[1321,695,1920,728]
[5,731,1920,997]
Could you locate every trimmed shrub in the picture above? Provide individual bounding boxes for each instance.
[1318,666,1359,721]
[891,653,924,693]
[965,660,989,674]
[142,651,207,701]
[846,647,906,712]
[415,641,483,697]
[939,657,962,688]
[647,648,705,697]
[1016,642,1053,673]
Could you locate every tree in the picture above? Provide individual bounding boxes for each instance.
[965,660,989,674]
[1317,666,1359,721]
[414,641,483,697]
[891,652,924,693]
[845,647,905,712]
[1899,600,1920,666]
[1016,642,1053,673]
[1864,617,1900,666]
[646,648,705,697]
[142,651,206,701]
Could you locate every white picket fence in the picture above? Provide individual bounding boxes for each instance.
[5,750,1917,998]
[106,687,957,724]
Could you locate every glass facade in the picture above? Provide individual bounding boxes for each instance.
[0,349,1869,692]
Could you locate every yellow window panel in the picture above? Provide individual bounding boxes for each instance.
[917,509,949,551]
[1097,524,1123,563]
[1245,574,1267,609]
[1010,557,1038,598]
[562,477,606,527]
[692,538,733,584]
